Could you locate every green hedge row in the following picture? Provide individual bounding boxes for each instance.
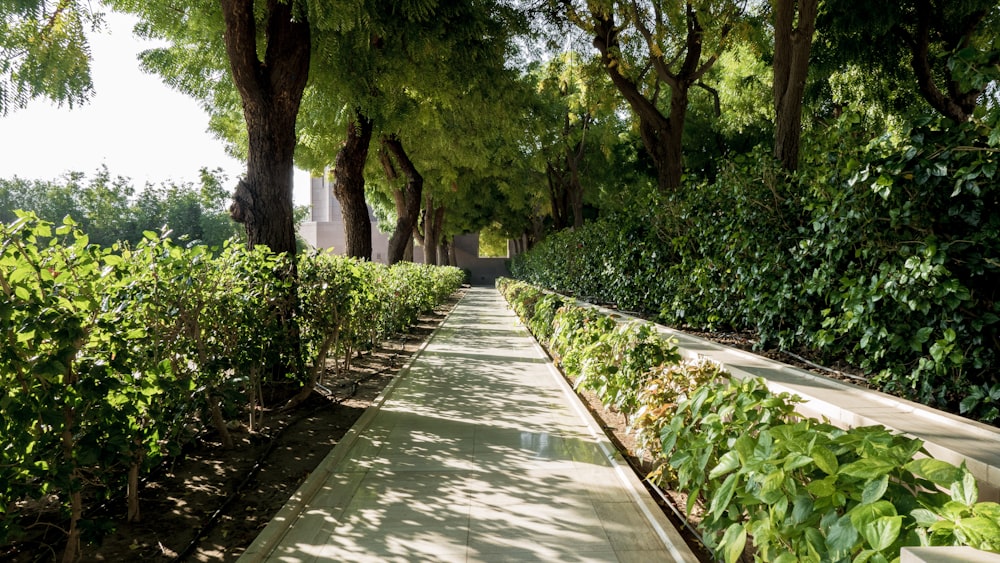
[0,212,464,560]
[497,278,1000,562]
[510,117,1000,425]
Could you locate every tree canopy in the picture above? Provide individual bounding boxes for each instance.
[0,0,99,115]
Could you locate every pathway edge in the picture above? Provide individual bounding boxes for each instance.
[237,289,469,562]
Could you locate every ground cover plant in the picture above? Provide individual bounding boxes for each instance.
[0,212,464,562]
[498,278,1000,562]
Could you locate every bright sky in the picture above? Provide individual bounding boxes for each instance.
[0,11,311,205]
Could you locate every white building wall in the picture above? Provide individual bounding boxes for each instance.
[299,174,511,282]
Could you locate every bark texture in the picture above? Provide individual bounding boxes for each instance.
[333,113,374,260]
[379,136,423,265]
[773,0,818,171]
[221,0,310,256]
[422,197,445,266]
[585,2,721,192]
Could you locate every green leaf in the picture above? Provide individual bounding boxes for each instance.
[850,500,897,531]
[720,523,747,563]
[840,458,897,479]
[862,475,889,505]
[827,514,860,560]
[709,473,739,523]
[911,508,939,527]
[951,469,979,506]
[784,453,814,471]
[914,326,933,344]
[862,516,902,551]
[710,450,741,479]
[905,458,962,488]
[792,494,816,525]
[807,475,838,497]
[954,516,1000,550]
[812,446,839,475]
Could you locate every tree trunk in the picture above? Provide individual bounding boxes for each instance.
[907,2,981,123]
[127,460,141,523]
[404,236,414,262]
[565,137,586,230]
[773,0,818,171]
[333,112,374,259]
[588,5,712,192]
[220,0,309,379]
[545,163,568,230]
[221,0,310,256]
[422,196,445,266]
[60,405,81,563]
[379,136,423,265]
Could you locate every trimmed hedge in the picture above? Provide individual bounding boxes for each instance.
[0,212,464,559]
[510,117,1000,426]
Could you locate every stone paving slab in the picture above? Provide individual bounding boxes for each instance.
[239,287,697,563]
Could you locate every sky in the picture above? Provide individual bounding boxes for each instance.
[0,11,311,205]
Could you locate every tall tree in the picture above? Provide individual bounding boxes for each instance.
[559,0,746,192]
[818,0,999,123]
[220,0,310,254]
[773,0,818,171]
[331,111,374,259]
[379,135,423,265]
[0,0,97,115]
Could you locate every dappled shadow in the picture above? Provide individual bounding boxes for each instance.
[253,287,677,562]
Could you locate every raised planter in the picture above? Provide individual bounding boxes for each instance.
[575,300,1000,503]
[901,546,1000,562]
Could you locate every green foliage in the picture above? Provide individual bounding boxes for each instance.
[511,114,1000,425]
[0,214,462,558]
[499,279,1000,561]
[571,321,681,417]
[0,0,98,114]
[0,167,243,248]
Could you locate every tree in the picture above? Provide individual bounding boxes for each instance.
[530,51,622,229]
[112,0,309,255]
[220,0,309,255]
[818,0,999,123]
[378,134,423,265]
[331,112,374,259]
[558,0,747,192]
[773,0,818,171]
[0,0,97,115]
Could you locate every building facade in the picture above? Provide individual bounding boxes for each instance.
[298,175,512,284]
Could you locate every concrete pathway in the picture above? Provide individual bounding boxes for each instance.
[239,287,697,563]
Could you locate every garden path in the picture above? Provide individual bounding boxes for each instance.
[238,286,697,563]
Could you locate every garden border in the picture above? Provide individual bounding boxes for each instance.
[568,299,1000,503]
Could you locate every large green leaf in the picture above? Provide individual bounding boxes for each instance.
[709,473,739,523]
[720,523,747,563]
[709,449,741,479]
[812,446,839,475]
[840,458,897,479]
[861,516,902,551]
[905,458,962,488]
[826,514,860,559]
[861,475,889,505]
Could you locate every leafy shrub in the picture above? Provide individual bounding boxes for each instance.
[572,321,681,418]
[498,279,1000,561]
[510,115,1000,426]
[0,213,463,560]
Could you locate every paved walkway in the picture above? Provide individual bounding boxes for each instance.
[239,287,697,562]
